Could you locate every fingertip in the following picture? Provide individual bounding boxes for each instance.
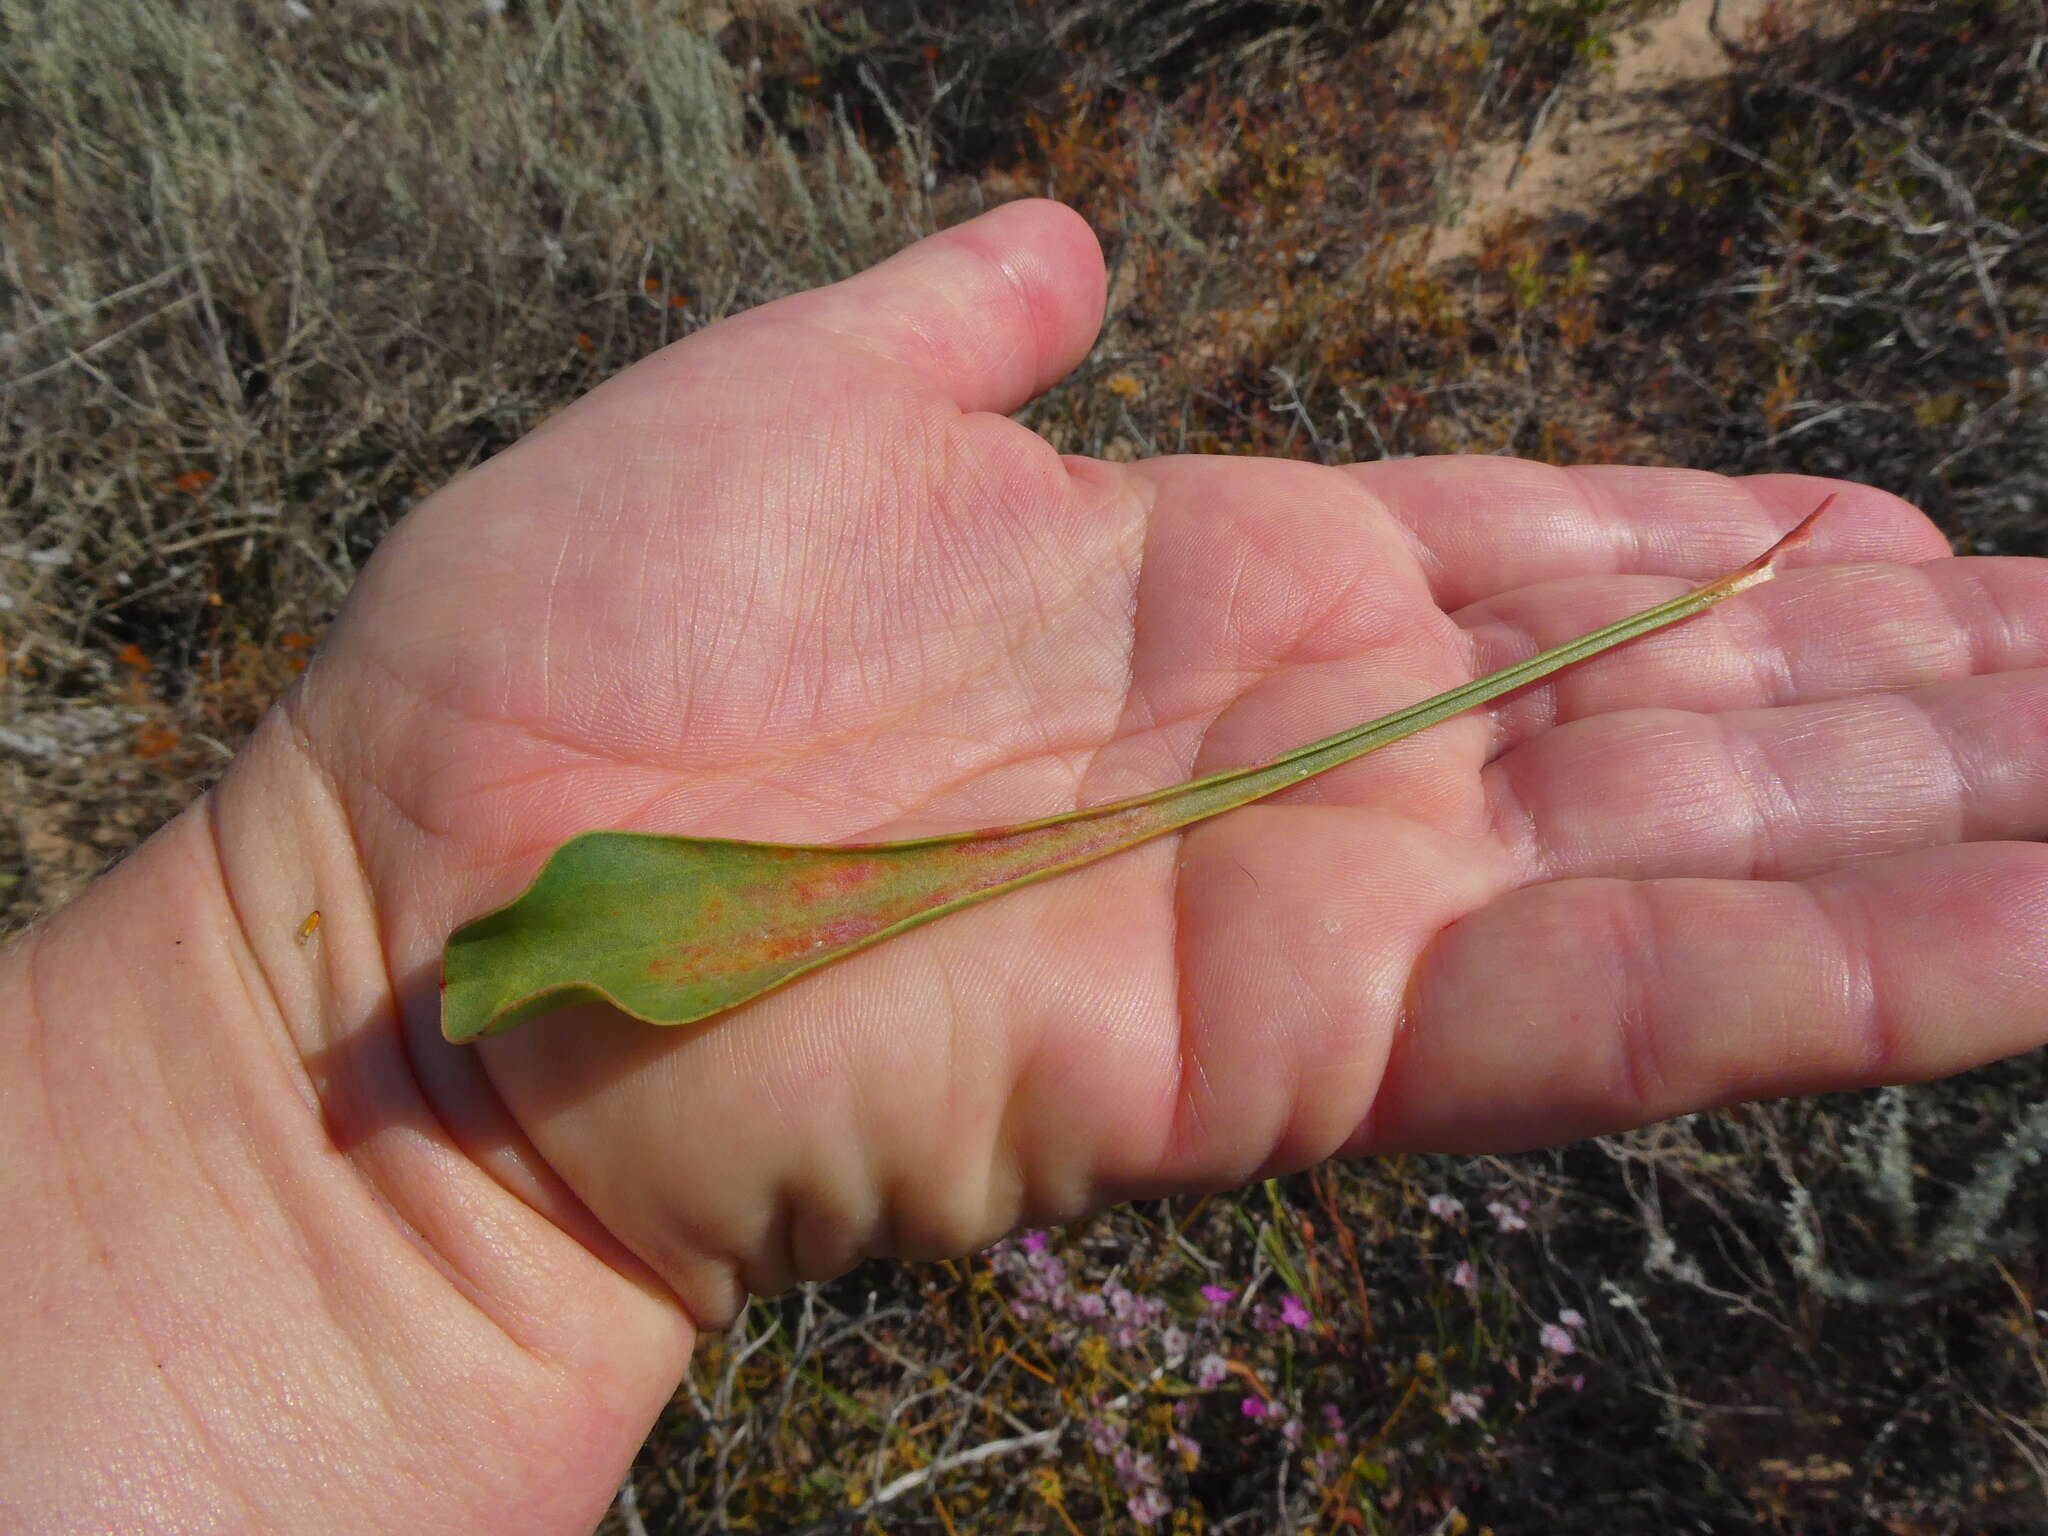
[1736,473,1954,566]
[947,198,1108,396]
[763,198,1106,416]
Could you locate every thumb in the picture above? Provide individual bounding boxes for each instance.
[738,198,1107,415]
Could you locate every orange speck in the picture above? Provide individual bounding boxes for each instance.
[1105,372,1142,400]
[575,332,595,353]
[115,642,153,674]
[133,721,179,759]
[297,910,321,943]
[174,469,215,495]
[278,632,317,652]
[668,293,689,310]
[643,277,662,294]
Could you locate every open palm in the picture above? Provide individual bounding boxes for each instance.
[282,201,2048,1327]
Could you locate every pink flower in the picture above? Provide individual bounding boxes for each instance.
[1200,1283,1236,1316]
[1278,1294,1313,1331]
[1441,1389,1485,1424]
[1487,1201,1528,1233]
[1128,1488,1172,1527]
[1451,1261,1478,1293]
[1021,1230,1049,1254]
[1539,1322,1577,1356]
[1240,1396,1269,1419]
[1112,1448,1158,1489]
[1194,1352,1229,1389]
[1427,1193,1465,1220]
[1558,1307,1586,1329]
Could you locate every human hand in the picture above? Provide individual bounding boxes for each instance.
[237,200,2048,1337]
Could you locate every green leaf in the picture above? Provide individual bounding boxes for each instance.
[441,503,1829,1042]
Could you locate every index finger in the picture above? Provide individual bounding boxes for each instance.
[1340,458,1951,611]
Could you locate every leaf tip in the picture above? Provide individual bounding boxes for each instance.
[1709,493,1836,602]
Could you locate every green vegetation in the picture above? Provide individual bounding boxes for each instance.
[5,0,2045,1529]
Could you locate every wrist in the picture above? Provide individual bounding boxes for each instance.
[2,705,689,1532]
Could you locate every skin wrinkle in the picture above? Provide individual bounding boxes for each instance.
[197,798,464,1354]
[1268,898,1349,1171]
[1564,465,1655,580]
[1941,557,2004,679]
[1461,607,1564,760]
[436,544,1137,837]
[1483,742,1549,884]
[1810,876,1893,1083]
[1899,686,1977,845]
[1090,469,1230,1177]
[1605,884,1669,1124]
[265,694,636,1360]
[928,934,982,1250]
[1723,582,1799,708]
[1351,477,1441,591]
[535,504,575,725]
[24,905,274,1534]
[1161,849,1211,1176]
[1712,710,1795,880]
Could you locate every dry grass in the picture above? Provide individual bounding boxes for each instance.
[6,0,2048,1531]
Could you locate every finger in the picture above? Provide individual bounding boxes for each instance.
[1343,458,1949,610]
[1485,668,2048,883]
[1462,556,2048,755]
[740,198,1106,415]
[1360,843,2048,1154]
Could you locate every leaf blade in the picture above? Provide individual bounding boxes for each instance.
[442,502,1829,1042]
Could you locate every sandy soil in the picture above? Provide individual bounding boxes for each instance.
[1433,0,1788,261]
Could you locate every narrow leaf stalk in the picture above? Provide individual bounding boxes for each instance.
[442,501,1828,1041]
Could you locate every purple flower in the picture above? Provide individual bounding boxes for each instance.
[1200,1284,1235,1317]
[1427,1193,1465,1220]
[1021,1230,1049,1254]
[1128,1488,1172,1527]
[1240,1395,1270,1419]
[1086,1417,1125,1455]
[1194,1352,1229,1389]
[1451,1260,1478,1293]
[1487,1200,1528,1233]
[1112,1447,1158,1490]
[1539,1322,1577,1356]
[1278,1294,1312,1332]
[1557,1307,1586,1329]
[1320,1403,1348,1442]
